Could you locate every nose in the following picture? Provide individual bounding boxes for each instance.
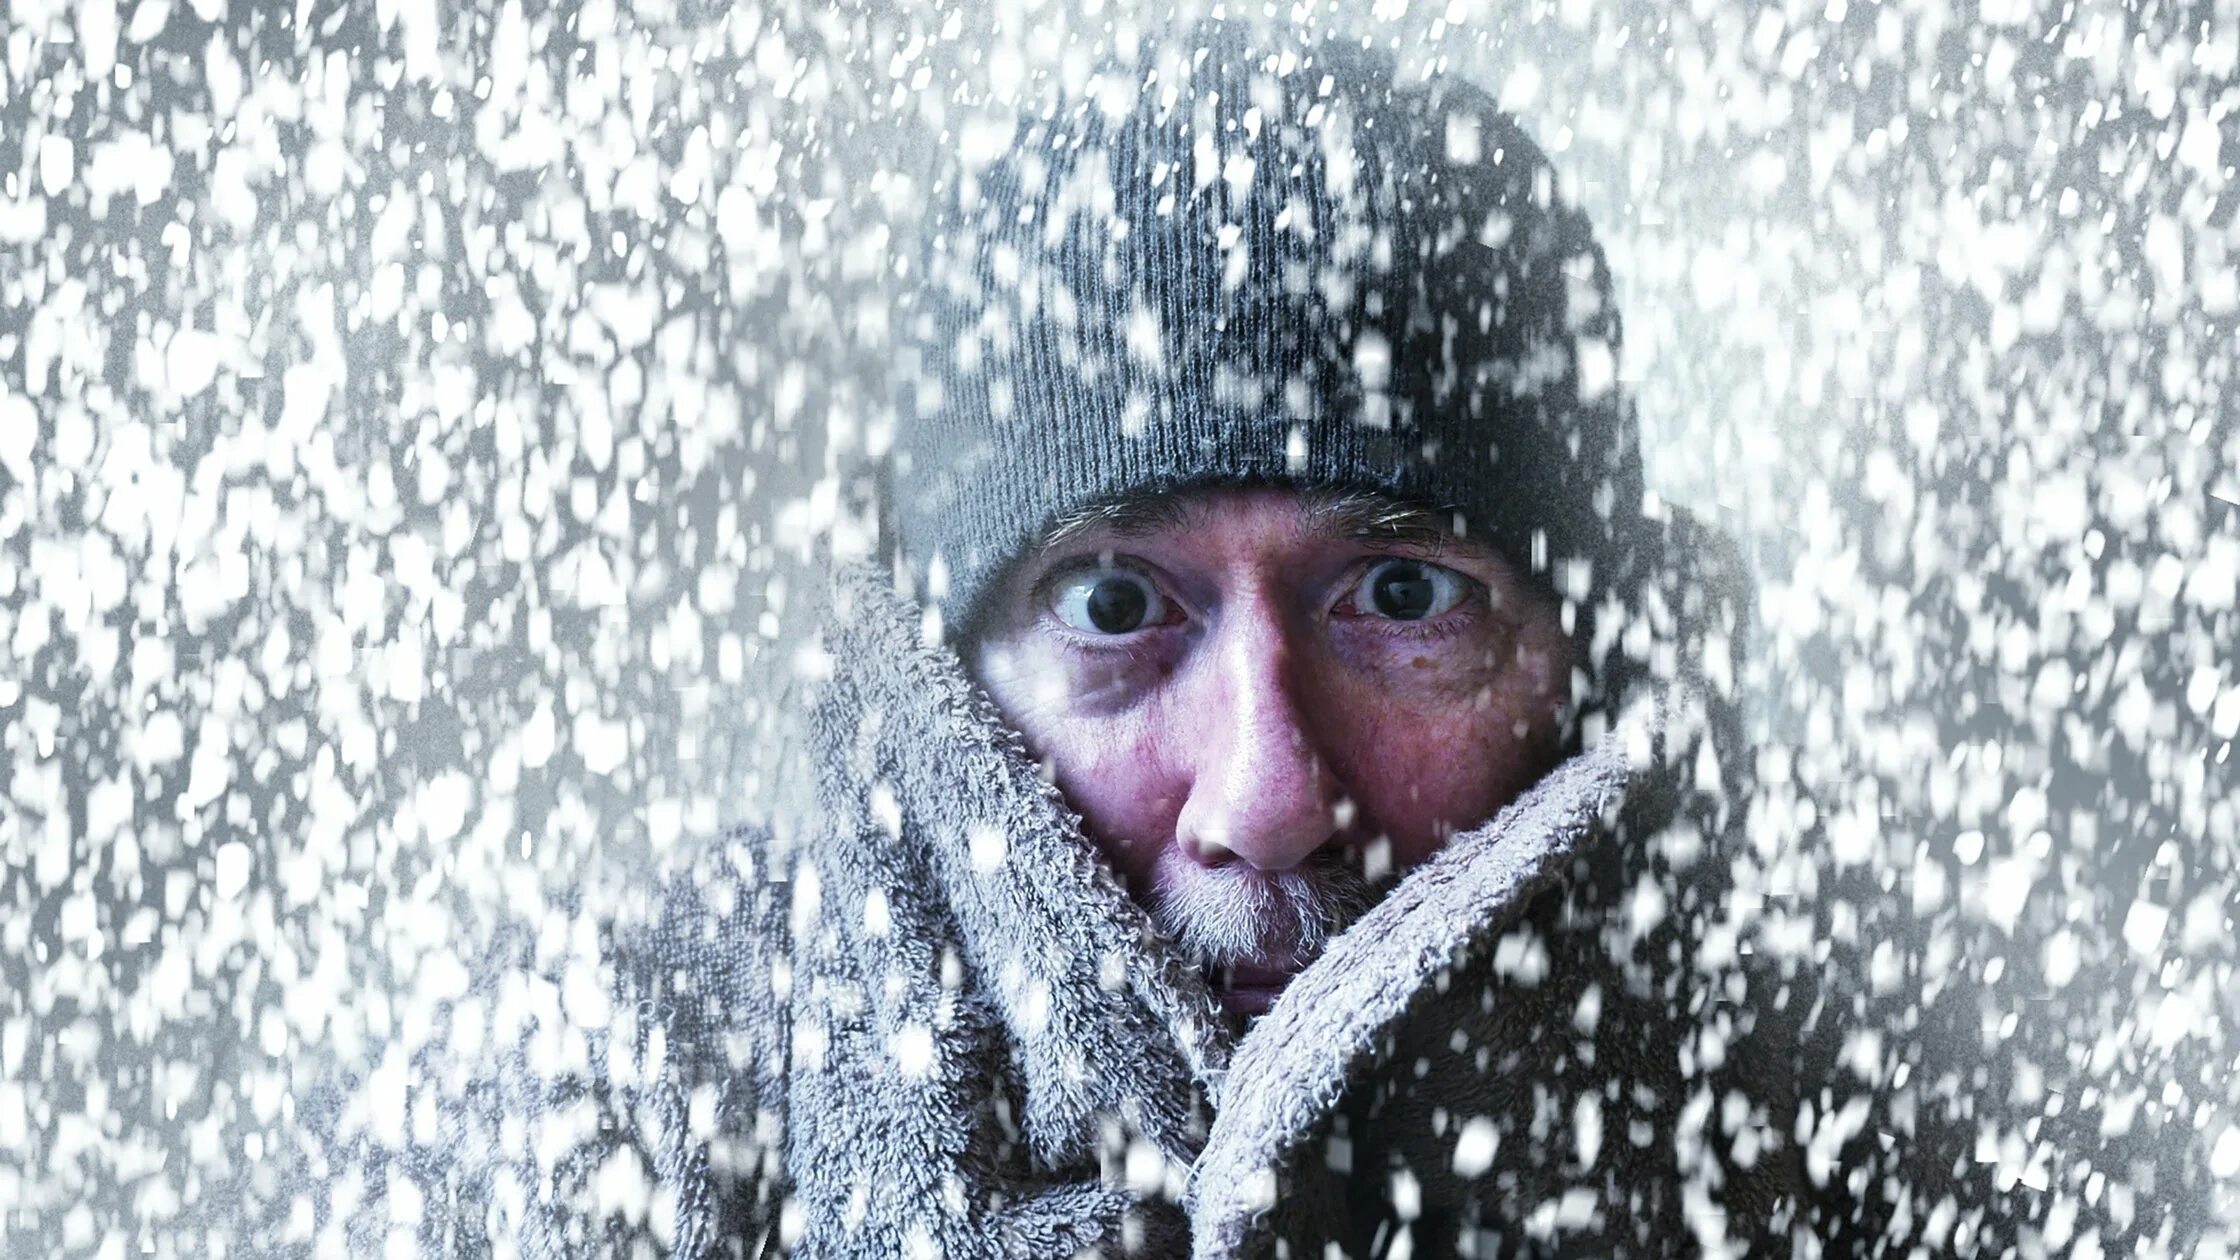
[1173,595,1341,871]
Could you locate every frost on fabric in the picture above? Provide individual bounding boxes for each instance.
[0,0,2231,1256]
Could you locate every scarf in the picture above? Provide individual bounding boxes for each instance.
[355,545,1800,1259]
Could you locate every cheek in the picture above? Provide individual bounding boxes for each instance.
[992,704,1185,887]
[1322,640,1573,866]
[977,638,1196,884]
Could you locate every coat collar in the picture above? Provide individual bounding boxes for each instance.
[804,561,1234,1172]
[800,558,1684,1145]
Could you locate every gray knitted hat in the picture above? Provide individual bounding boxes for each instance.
[890,21,1644,636]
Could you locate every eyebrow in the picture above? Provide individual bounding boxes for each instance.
[1307,489,1477,555]
[1039,493,1205,549]
[1036,485,1488,557]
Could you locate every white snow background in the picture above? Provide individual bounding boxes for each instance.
[0,0,2231,1255]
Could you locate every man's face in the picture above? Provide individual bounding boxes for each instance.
[969,486,1580,1016]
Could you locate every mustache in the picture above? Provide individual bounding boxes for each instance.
[1143,850,1380,973]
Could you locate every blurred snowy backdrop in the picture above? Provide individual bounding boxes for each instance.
[0,0,2232,1254]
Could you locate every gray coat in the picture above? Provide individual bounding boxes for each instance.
[378,541,1807,1258]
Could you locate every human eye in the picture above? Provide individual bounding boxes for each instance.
[1338,557,1474,622]
[1048,566,1175,635]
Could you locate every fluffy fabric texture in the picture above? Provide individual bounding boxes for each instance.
[339,529,1802,1258]
[769,560,1235,1256]
[889,19,1640,633]
[1186,686,1769,1259]
[1185,696,1650,1250]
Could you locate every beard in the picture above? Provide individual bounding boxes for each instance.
[1143,850,1380,974]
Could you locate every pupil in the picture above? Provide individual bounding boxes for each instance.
[1371,564,1434,619]
[1086,578,1148,632]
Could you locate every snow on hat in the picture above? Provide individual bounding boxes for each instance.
[889,19,1643,636]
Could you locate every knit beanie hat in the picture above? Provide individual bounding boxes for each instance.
[889,20,1645,638]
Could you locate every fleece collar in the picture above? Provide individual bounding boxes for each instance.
[1187,689,1670,1252]
[806,561,1237,1174]
[805,558,1673,1140]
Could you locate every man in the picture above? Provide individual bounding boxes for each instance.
[392,20,1810,1259]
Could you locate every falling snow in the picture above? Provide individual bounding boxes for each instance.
[0,0,2233,1256]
